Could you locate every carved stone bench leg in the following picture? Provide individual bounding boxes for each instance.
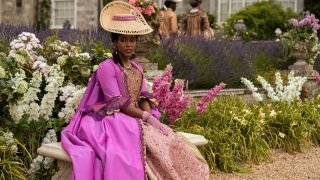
[52,160,72,180]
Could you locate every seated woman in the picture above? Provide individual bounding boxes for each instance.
[61,1,210,179]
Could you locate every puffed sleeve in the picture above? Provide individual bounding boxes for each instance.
[93,60,130,115]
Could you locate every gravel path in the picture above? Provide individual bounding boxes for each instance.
[210,146,320,180]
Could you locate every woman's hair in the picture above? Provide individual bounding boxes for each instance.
[111,32,124,67]
[189,0,202,8]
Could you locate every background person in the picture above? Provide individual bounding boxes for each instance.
[159,0,182,38]
[183,0,213,39]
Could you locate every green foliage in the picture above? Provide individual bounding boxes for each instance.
[264,100,320,152]
[251,54,289,84]
[0,31,112,178]
[226,1,298,40]
[0,37,9,55]
[173,96,320,172]
[175,96,271,172]
[0,132,29,180]
[7,118,64,159]
[207,13,217,29]
[41,34,111,85]
[103,0,113,6]
[146,47,168,70]
[36,0,51,30]
[253,54,281,72]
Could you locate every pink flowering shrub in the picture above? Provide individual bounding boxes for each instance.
[128,0,157,18]
[289,14,320,30]
[196,83,225,114]
[288,14,320,44]
[152,64,191,123]
[128,0,163,45]
[281,13,320,64]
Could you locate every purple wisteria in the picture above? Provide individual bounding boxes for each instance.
[196,82,226,114]
[152,64,191,123]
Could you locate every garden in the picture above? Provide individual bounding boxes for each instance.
[0,1,320,179]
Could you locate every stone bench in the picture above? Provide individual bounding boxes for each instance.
[37,132,208,180]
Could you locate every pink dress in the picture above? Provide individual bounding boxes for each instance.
[61,59,209,180]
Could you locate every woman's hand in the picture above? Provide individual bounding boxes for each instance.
[143,111,170,136]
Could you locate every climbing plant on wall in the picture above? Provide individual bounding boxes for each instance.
[36,0,51,30]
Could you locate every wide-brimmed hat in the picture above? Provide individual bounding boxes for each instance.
[100,1,153,35]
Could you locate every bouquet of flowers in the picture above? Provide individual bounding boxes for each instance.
[281,13,320,64]
[128,0,164,45]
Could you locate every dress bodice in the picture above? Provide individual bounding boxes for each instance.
[123,65,142,107]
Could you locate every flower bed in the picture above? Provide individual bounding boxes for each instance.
[0,30,112,179]
[174,95,320,172]
[0,26,319,178]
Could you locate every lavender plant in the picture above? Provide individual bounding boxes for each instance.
[0,23,112,54]
[147,36,286,89]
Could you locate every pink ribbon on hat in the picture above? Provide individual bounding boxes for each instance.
[112,15,136,21]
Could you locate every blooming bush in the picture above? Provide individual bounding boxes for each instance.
[0,31,112,179]
[225,1,298,40]
[128,0,163,45]
[175,95,320,172]
[28,129,57,178]
[281,14,320,64]
[152,64,191,123]
[241,71,307,103]
[128,0,158,20]
[171,72,316,172]
[0,131,29,179]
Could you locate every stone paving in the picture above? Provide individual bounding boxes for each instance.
[210,146,320,180]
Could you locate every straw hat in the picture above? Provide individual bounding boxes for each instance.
[100,1,153,35]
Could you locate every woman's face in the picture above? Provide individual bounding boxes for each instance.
[115,35,137,59]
